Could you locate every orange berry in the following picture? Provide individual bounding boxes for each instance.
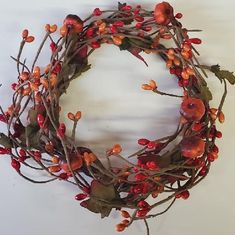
[166,59,173,68]
[50,24,57,33]
[30,82,39,91]
[210,108,218,114]
[25,36,35,43]
[22,29,29,39]
[75,111,82,120]
[48,165,61,173]
[60,25,68,37]
[142,84,153,90]
[45,24,50,32]
[173,57,181,66]
[167,48,175,55]
[33,66,41,79]
[49,74,58,87]
[51,156,60,164]
[120,210,130,218]
[121,219,129,225]
[181,71,189,80]
[22,87,31,96]
[83,152,97,166]
[40,78,49,89]
[186,67,195,76]
[19,71,30,81]
[149,80,157,90]
[67,112,75,121]
[98,22,107,33]
[115,223,126,232]
[112,36,123,45]
[218,111,225,123]
[111,144,122,154]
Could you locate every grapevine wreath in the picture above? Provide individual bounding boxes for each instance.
[0,1,235,234]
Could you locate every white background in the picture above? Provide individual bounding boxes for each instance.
[0,0,235,235]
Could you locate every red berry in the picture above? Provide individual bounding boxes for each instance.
[58,173,69,180]
[93,8,102,16]
[170,68,176,74]
[175,13,183,19]
[135,173,147,181]
[137,200,150,208]
[11,83,18,90]
[109,25,118,34]
[138,138,150,146]
[11,159,21,171]
[0,147,9,155]
[33,151,42,161]
[147,141,157,149]
[146,161,158,170]
[143,26,152,32]
[135,22,142,29]
[212,144,219,153]
[181,190,190,199]
[19,149,26,157]
[86,28,94,37]
[57,123,66,139]
[50,42,57,52]
[199,166,207,176]
[216,131,222,138]
[0,114,7,123]
[136,208,149,217]
[75,193,87,201]
[37,114,45,128]
[90,41,100,49]
[135,16,144,22]
[122,5,132,11]
[207,153,215,162]
[188,38,202,44]
[113,21,124,27]
[192,122,202,132]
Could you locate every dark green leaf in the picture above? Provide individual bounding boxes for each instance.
[119,37,131,51]
[24,124,40,148]
[199,84,213,102]
[83,198,112,218]
[0,133,13,148]
[28,109,39,126]
[211,65,235,85]
[215,70,235,85]
[90,180,117,201]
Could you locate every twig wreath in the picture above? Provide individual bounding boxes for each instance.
[0,1,235,234]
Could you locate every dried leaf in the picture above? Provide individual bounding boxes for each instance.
[128,47,148,67]
[0,133,13,148]
[83,198,112,218]
[211,65,235,84]
[90,180,117,201]
[199,84,213,102]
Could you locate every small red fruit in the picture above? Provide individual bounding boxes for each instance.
[75,193,87,201]
[11,159,21,171]
[181,190,190,199]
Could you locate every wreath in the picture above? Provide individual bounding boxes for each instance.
[0,2,234,234]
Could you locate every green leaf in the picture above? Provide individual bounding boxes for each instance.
[0,133,13,148]
[24,124,40,148]
[84,198,112,218]
[90,180,117,201]
[119,37,131,51]
[199,84,213,102]
[28,108,39,126]
[211,65,235,85]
